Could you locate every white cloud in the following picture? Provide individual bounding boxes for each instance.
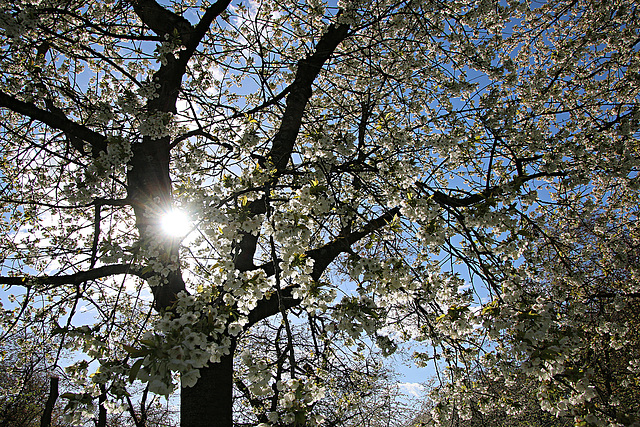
[397,382,425,397]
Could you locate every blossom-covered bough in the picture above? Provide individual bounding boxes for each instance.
[0,0,638,426]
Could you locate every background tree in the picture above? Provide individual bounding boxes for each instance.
[0,331,69,427]
[414,373,575,427]
[0,0,638,426]
[413,207,640,426]
[0,321,177,427]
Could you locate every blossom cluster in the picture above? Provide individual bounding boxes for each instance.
[129,292,233,394]
[138,111,174,140]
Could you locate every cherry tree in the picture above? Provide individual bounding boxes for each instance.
[417,207,640,426]
[0,0,638,426]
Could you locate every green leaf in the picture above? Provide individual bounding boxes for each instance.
[129,359,144,383]
[122,344,151,358]
[60,392,78,400]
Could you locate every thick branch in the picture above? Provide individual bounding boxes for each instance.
[246,286,298,329]
[187,0,233,54]
[0,90,108,155]
[235,22,350,270]
[124,0,235,313]
[129,0,231,63]
[0,264,141,288]
[128,0,193,37]
[267,22,350,173]
[420,171,565,208]
[306,207,401,279]
[247,208,400,326]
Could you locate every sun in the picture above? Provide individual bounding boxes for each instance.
[161,209,192,237]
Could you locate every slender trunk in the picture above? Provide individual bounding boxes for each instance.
[40,376,58,427]
[97,385,107,427]
[180,349,235,427]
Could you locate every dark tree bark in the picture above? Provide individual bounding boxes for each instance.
[40,376,58,427]
[98,385,107,427]
[180,344,236,427]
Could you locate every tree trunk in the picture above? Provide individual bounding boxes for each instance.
[40,376,58,427]
[180,349,235,427]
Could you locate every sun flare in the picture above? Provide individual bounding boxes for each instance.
[161,209,191,237]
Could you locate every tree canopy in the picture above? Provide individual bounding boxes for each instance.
[0,0,638,426]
